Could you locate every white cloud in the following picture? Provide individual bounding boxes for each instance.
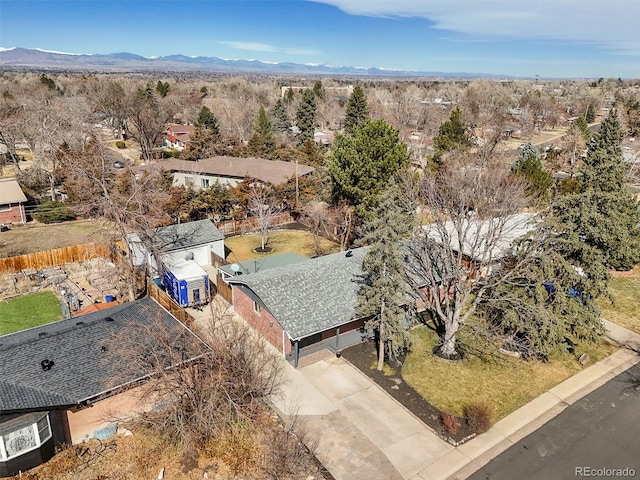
[220,41,321,56]
[309,0,640,55]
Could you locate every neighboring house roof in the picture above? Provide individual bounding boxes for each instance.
[130,219,224,255]
[161,157,315,186]
[423,212,538,262]
[218,252,307,277]
[0,179,27,204]
[0,297,199,413]
[229,248,367,341]
[72,301,119,317]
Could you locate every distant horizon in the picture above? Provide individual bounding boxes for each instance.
[1,1,639,78]
[0,46,620,81]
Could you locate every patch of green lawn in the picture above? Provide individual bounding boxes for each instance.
[0,291,63,335]
[402,326,616,420]
[598,271,640,334]
[225,229,340,262]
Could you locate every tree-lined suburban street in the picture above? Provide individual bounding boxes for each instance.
[469,362,640,480]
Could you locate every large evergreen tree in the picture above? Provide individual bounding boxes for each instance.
[344,85,368,135]
[195,106,220,135]
[328,119,410,219]
[552,110,640,271]
[479,222,605,358]
[247,106,275,157]
[511,143,552,201]
[586,103,596,123]
[357,186,412,371]
[295,90,317,145]
[271,98,290,132]
[432,107,474,163]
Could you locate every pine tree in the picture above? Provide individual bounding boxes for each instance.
[195,106,219,135]
[586,103,596,123]
[511,143,552,201]
[295,89,317,145]
[271,98,290,132]
[552,110,640,270]
[344,85,368,135]
[328,119,410,219]
[247,106,275,157]
[357,186,412,371]
[432,107,474,163]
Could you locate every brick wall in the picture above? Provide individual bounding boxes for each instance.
[0,203,25,224]
[233,287,290,355]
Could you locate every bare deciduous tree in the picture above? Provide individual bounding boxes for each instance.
[59,136,170,300]
[247,184,283,252]
[406,154,532,358]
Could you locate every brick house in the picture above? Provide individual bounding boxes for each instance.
[0,297,206,477]
[228,248,369,367]
[164,124,195,150]
[0,180,27,225]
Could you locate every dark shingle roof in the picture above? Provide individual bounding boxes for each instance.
[151,219,224,252]
[229,248,367,340]
[0,297,194,413]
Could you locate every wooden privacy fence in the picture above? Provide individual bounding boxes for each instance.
[0,243,113,274]
[148,280,195,327]
[216,213,294,236]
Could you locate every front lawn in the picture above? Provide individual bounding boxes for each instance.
[0,291,63,335]
[598,270,640,334]
[402,326,616,420]
[224,228,340,262]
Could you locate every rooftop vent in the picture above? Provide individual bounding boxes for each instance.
[101,345,108,353]
[105,317,115,322]
[39,332,48,337]
[185,251,194,261]
[345,250,353,258]
[41,359,54,371]
[76,321,85,326]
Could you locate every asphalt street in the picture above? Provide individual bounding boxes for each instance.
[469,362,640,480]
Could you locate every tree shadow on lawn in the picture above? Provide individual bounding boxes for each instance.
[340,339,476,445]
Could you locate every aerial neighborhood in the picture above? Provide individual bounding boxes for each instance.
[1,43,640,480]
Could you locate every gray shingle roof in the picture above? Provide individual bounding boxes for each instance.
[150,219,224,252]
[0,297,194,413]
[229,248,367,340]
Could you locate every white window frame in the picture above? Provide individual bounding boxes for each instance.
[0,203,11,212]
[253,301,261,315]
[201,178,210,189]
[0,413,52,461]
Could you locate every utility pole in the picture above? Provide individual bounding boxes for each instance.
[295,159,299,210]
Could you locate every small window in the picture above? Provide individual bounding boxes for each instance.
[0,413,52,461]
[36,416,51,443]
[253,301,261,314]
[201,178,210,189]
[0,204,11,212]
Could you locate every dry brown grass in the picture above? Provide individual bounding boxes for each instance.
[402,326,617,420]
[0,220,110,257]
[225,228,340,262]
[18,419,323,480]
[598,269,640,334]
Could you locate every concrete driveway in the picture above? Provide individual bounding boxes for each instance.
[271,351,453,480]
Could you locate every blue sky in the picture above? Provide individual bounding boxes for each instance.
[1,0,638,78]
